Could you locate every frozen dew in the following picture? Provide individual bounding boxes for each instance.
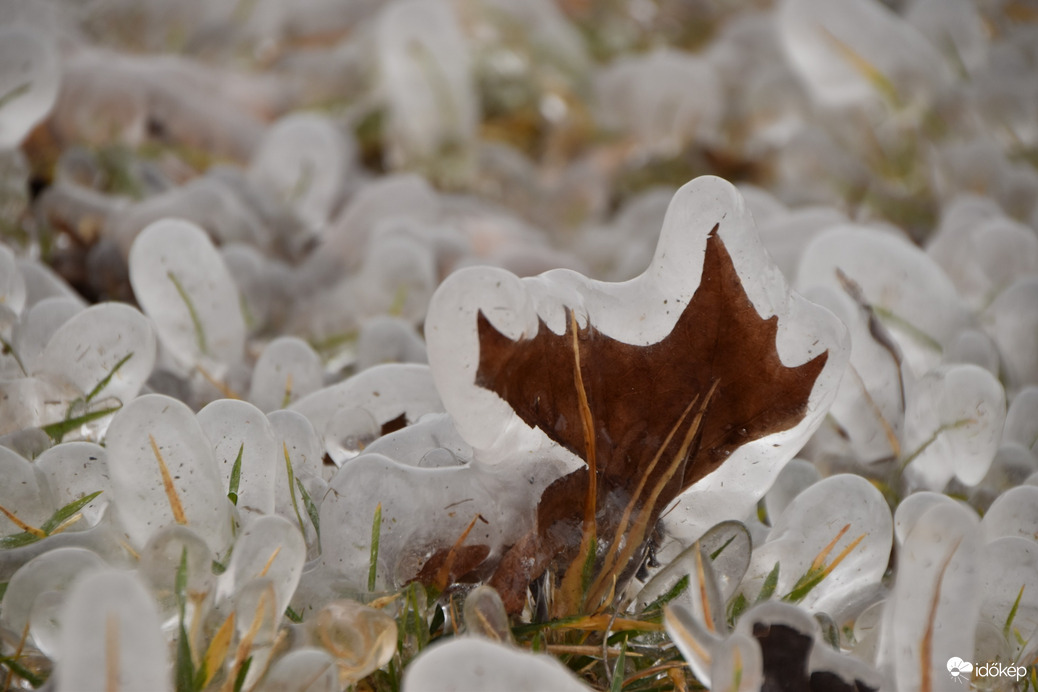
[249,336,323,413]
[882,502,981,692]
[217,514,305,621]
[305,600,397,685]
[903,364,1006,490]
[249,112,355,232]
[402,637,591,692]
[54,569,171,692]
[254,648,338,692]
[128,218,246,375]
[0,27,61,149]
[33,442,110,526]
[1,547,107,656]
[197,398,277,517]
[104,394,232,554]
[268,409,324,549]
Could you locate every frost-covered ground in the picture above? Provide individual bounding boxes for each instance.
[1,0,1037,690]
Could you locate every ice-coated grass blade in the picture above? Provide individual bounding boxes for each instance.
[227,444,243,506]
[168,270,208,356]
[369,502,382,592]
[295,477,320,547]
[42,405,122,443]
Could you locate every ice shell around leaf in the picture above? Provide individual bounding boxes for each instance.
[0,27,61,149]
[427,176,847,485]
[1,547,106,653]
[254,648,338,692]
[55,568,171,692]
[249,336,323,413]
[218,514,305,620]
[33,442,109,526]
[104,394,232,553]
[402,637,591,692]
[882,502,981,692]
[742,474,892,619]
[35,302,156,407]
[198,398,277,517]
[903,364,1006,489]
[128,218,246,373]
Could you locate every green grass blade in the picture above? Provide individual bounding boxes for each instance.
[40,491,103,534]
[168,271,208,356]
[42,405,122,443]
[228,444,244,506]
[610,639,628,692]
[757,562,780,603]
[84,352,133,405]
[233,657,251,692]
[369,503,382,591]
[283,444,306,536]
[295,477,321,547]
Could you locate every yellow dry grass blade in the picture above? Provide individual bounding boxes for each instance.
[149,434,188,525]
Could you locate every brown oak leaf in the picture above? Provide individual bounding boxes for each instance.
[475,223,829,614]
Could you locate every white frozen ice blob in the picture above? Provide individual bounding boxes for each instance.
[249,112,354,231]
[35,302,157,408]
[1,547,106,655]
[0,27,60,149]
[33,442,110,526]
[376,0,477,168]
[0,444,52,534]
[249,336,323,413]
[105,394,232,553]
[54,569,171,692]
[0,244,26,316]
[777,0,950,109]
[254,648,338,692]
[198,398,278,518]
[402,637,591,692]
[128,218,246,375]
[218,514,305,619]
